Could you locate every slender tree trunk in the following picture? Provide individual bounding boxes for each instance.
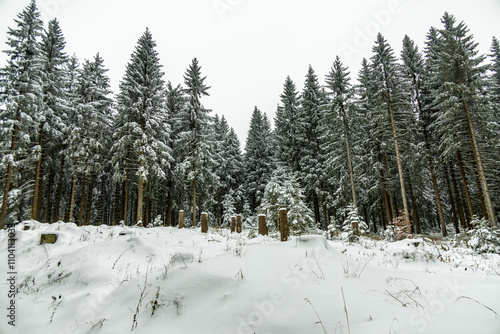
[379,162,392,226]
[112,183,120,225]
[340,104,357,208]
[44,166,55,223]
[445,166,459,234]
[85,174,94,226]
[473,170,487,220]
[68,157,79,223]
[137,174,144,225]
[321,196,328,230]
[383,154,396,220]
[78,172,87,226]
[53,155,65,222]
[456,150,474,221]
[123,168,129,224]
[462,92,497,227]
[371,209,378,233]
[450,161,467,230]
[313,193,320,226]
[166,189,172,226]
[406,174,420,234]
[192,177,197,226]
[145,191,150,227]
[31,122,45,221]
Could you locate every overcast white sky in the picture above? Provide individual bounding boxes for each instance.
[1,0,499,148]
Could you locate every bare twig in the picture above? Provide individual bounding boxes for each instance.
[341,287,351,334]
[455,296,499,318]
[304,298,328,334]
[131,263,150,331]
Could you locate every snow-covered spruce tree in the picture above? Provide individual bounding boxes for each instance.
[274,76,303,173]
[299,65,327,227]
[340,204,368,241]
[323,56,359,213]
[66,54,112,224]
[164,81,186,226]
[431,13,496,228]
[259,167,313,235]
[111,29,171,226]
[176,58,217,226]
[0,0,43,228]
[31,18,68,222]
[244,106,273,212]
[400,34,445,235]
[370,33,413,233]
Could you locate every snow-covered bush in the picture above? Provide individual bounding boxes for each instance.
[258,168,314,234]
[149,215,163,227]
[338,205,368,242]
[465,217,500,254]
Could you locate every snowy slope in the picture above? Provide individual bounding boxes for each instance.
[1,222,499,334]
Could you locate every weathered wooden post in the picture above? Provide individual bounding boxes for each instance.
[231,216,236,232]
[258,214,267,236]
[201,212,208,233]
[178,210,184,228]
[279,208,289,242]
[236,214,242,233]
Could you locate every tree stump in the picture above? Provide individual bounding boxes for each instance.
[40,234,58,245]
[258,214,267,236]
[231,216,236,232]
[201,212,208,233]
[236,214,242,233]
[279,208,289,242]
[178,210,184,229]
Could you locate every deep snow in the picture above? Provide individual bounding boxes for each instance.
[1,221,499,334]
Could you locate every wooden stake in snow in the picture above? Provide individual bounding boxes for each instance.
[236,214,242,233]
[231,216,236,232]
[201,212,208,233]
[178,210,184,229]
[258,214,267,236]
[279,208,289,242]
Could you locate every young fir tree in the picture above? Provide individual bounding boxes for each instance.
[432,13,496,228]
[274,76,303,172]
[299,65,327,226]
[111,28,171,226]
[31,18,68,221]
[176,58,217,226]
[0,0,43,228]
[244,106,273,212]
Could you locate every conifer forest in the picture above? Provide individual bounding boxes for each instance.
[2,0,500,238]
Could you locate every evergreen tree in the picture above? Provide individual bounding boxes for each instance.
[31,18,68,221]
[176,58,217,225]
[274,76,302,172]
[244,106,273,212]
[432,13,496,227]
[0,0,43,228]
[299,65,326,226]
[111,28,171,225]
[370,33,412,230]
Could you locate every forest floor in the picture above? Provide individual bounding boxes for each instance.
[1,221,499,334]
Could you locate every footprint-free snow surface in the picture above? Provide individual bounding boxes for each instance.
[1,222,499,334]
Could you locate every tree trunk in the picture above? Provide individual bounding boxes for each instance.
[68,157,79,223]
[445,165,459,235]
[85,174,94,226]
[279,208,289,242]
[201,212,208,233]
[78,173,87,226]
[123,168,129,224]
[178,210,184,228]
[313,192,320,226]
[258,214,267,235]
[379,167,392,226]
[44,166,55,223]
[383,154,396,222]
[192,177,197,226]
[462,93,497,227]
[53,155,65,222]
[406,174,420,234]
[145,192,150,227]
[386,91,410,225]
[31,122,45,221]
[136,174,144,225]
[456,150,475,221]
[166,188,172,226]
[450,161,467,230]
[321,196,328,231]
[0,113,19,228]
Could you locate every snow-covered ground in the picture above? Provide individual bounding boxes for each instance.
[1,222,499,334]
